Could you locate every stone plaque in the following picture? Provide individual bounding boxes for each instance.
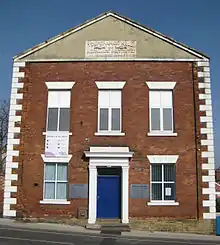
[69,184,88,199]
[130,184,148,199]
[85,40,136,58]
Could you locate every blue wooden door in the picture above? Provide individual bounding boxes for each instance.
[97,175,121,218]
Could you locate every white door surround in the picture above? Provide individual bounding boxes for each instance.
[84,147,133,224]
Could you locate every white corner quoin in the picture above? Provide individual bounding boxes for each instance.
[84,147,133,224]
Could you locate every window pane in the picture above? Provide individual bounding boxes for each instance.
[164,164,176,181]
[151,108,160,131]
[45,164,56,180]
[47,108,58,131]
[45,183,55,199]
[99,108,108,131]
[56,183,67,199]
[59,108,70,131]
[151,165,162,181]
[151,183,162,200]
[164,183,176,200]
[111,108,120,131]
[163,108,172,131]
[57,164,68,181]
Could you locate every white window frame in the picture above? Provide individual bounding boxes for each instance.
[150,163,175,200]
[95,81,126,136]
[46,107,70,132]
[41,162,70,204]
[147,155,179,206]
[45,81,75,134]
[146,82,177,137]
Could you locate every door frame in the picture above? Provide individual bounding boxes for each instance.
[84,147,133,224]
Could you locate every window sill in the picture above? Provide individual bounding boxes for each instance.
[147,201,179,206]
[40,200,70,205]
[148,132,177,137]
[42,132,72,136]
[95,132,125,136]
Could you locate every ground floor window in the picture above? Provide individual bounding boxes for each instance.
[150,163,176,201]
[44,163,68,200]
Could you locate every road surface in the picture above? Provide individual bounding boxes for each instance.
[0,225,218,244]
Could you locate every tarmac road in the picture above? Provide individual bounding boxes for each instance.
[0,225,219,245]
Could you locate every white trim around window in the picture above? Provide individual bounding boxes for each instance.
[147,155,179,206]
[146,81,176,90]
[41,162,69,204]
[95,81,126,136]
[147,155,179,164]
[41,154,72,162]
[95,81,126,90]
[40,200,70,204]
[147,201,179,206]
[146,81,177,136]
[45,81,75,90]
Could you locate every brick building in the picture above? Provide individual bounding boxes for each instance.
[3,12,215,226]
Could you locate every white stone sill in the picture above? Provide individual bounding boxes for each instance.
[42,132,72,135]
[40,200,70,205]
[148,132,177,137]
[147,201,179,206]
[95,132,125,136]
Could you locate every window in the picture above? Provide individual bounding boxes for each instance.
[151,164,176,201]
[98,90,121,132]
[47,91,71,132]
[149,90,173,133]
[44,163,68,200]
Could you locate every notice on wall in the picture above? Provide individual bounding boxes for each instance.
[165,187,172,196]
[45,134,69,157]
[130,184,148,199]
[69,184,88,198]
[85,40,136,58]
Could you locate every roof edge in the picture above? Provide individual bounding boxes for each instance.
[13,10,209,61]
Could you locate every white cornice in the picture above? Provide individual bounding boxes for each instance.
[45,81,75,90]
[147,155,179,164]
[146,81,176,90]
[41,154,72,162]
[95,81,126,90]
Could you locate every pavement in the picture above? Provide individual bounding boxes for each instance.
[0,218,219,244]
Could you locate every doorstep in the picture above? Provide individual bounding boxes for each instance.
[86,222,130,232]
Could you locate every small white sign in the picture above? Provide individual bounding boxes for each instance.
[85,40,136,58]
[45,134,69,157]
[165,187,172,196]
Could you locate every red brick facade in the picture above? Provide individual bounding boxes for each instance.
[12,61,204,219]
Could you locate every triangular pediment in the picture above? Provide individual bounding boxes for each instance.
[15,12,208,61]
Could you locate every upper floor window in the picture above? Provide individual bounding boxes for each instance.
[149,90,173,132]
[95,81,126,136]
[47,91,71,132]
[98,90,121,132]
[45,82,75,133]
[146,82,177,136]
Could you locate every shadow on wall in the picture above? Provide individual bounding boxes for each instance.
[0,174,4,217]
[217,198,220,212]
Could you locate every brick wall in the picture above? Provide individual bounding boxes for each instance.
[15,61,202,219]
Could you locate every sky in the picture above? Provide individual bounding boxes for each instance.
[0,0,219,166]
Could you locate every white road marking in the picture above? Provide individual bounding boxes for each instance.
[0,235,74,244]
